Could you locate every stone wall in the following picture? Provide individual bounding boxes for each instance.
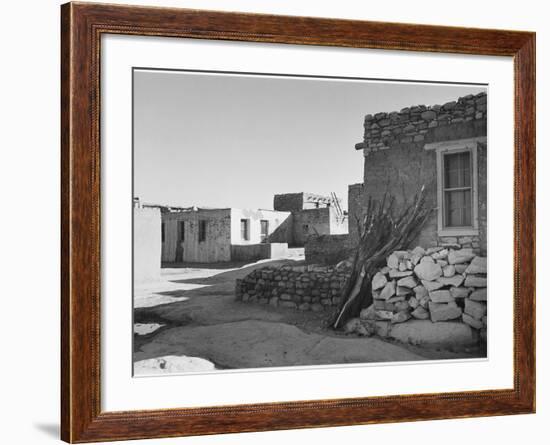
[349,245,487,342]
[235,263,350,311]
[357,92,487,154]
[304,234,352,265]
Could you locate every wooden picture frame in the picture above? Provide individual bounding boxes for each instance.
[61,2,535,442]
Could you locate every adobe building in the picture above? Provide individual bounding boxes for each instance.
[133,205,162,283]
[160,207,292,263]
[273,192,348,246]
[350,92,487,254]
[152,192,348,265]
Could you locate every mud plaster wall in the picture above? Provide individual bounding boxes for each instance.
[350,118,487,253]
[162,209,232,263]
[292,208,332,246]
[305,234,353,265]
[230,209,292,245]
[134,207,161,282]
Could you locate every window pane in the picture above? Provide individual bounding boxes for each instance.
[445,189,472,227]
[444,151,471,188]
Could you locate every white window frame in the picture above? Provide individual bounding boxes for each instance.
[424,136,486,237]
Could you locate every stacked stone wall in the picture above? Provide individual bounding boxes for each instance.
[358,92,487,154]
[354,245,487,342]
[235,263,350,311]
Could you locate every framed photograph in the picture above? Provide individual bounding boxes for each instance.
[61,2,535,442]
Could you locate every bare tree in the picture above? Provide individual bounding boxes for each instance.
[332,187,432,329]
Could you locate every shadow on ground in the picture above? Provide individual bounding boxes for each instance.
[134,257,483,374]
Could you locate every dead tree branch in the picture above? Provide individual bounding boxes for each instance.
[332,187,432,329]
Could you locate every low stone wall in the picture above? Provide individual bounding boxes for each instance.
[348,246,487,342]
[304,234,353,265]
[235,263,350,311]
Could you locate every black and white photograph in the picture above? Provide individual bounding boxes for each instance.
[132,69,488,375]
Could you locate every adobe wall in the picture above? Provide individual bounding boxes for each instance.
[162,209,232,263]
[230,243,289,262]
[304,234,353,265]
[292,207,332,246]
[230,209,292,245]
[273,193,305,212]
[350,92,487,254]
[273,192,333,212]
[134,207,161,283]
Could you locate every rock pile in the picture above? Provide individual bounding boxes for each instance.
[354,246,487,341]
[235,263,350,311]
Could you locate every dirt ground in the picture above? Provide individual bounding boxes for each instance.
[133,255,482,375]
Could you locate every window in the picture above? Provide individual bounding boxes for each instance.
[178,221,185,241]
[425,136,483,237]
[443,151,472,227]
[161,222,165,243]
[240,219,249,241]
[260,220,269,243]
[198,220,207,242]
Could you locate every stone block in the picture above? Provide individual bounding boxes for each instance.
[437,274,465,287]
[465,256,487,274]
[464,275,487,287]
[413,285,428,298]
[396,286,412,296]
[397,275,417,288]
[421,279,445,291]
[411,306,430,320]
[429,302,462,322]
[464,298,487,319]
[450,287,470,299]
[414,261,443,281]
[372,272,387,290]
[392,311,412,324]
[443,265,456,277]
[462,313,483,329]
[429,290,454,303]
[389,269,413,278]
[470,288,487,301]
[379,280,396,300]
[448,248,476,265]
[375,310,394,321]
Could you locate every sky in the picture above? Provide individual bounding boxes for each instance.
[133,69,486,210]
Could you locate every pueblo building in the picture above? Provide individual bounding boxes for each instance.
[350,91,488,254]
[134,192,348,266]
